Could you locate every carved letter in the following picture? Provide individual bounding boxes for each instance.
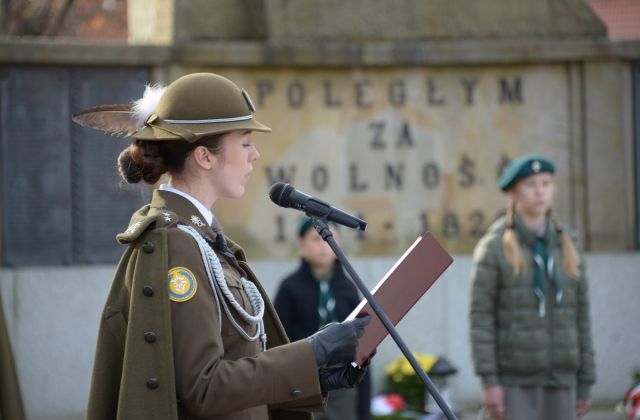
[287,81,305,108]
[498,77,523,104]
[496,154,511,181]
[369,120,385,150]
[311,165,329,192]
[349,163,368,192]
[396,121,414,148]
[256,79,274,107]
[384,163,404,190]
[461,77,478,105]
[427,78,446,106]
[274,214,286,242]
[355,79,373,109]
[422,162,440,189]
[458,154,476,188]
[389,79,406,108]
[323,80,343,108]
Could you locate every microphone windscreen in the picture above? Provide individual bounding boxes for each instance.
[268,182,293,207]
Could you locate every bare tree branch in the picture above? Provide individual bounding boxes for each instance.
[46,0,74,36]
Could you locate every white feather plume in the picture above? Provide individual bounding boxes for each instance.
[133,84,166,128]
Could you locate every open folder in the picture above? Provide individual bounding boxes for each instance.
[346,232,453,366]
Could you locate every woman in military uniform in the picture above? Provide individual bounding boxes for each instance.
[76,73,370,420]
[469,155,596,420]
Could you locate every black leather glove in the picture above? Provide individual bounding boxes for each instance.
[306,316,371,367]
[318,362,368,392]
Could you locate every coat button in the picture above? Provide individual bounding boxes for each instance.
[142,241,155,253]
[290,389,302,397]
[142,285,154,297]
[146,378,159,390]
[144,332,157,343]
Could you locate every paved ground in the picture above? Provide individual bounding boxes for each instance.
[582,409,621,420]
[456,408,620,419]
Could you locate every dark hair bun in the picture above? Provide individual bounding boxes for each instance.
[117,141,167,184]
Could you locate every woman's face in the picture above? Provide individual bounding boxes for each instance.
[509,172,555,217]
[209,130,260,199]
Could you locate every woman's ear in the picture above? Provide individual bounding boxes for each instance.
[191,145,214,170]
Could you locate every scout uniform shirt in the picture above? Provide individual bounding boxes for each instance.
[86,188,324,420]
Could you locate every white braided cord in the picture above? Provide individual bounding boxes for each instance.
[164,115,252,124]
[177,224,266,349]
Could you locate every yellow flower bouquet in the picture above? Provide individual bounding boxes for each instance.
[384,353,438,413]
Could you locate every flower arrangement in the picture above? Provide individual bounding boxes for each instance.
[384,353,438,413]
[616,370,640,419]
[371,393,407,417]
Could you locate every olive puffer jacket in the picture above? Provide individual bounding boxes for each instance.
[469,215,596,398]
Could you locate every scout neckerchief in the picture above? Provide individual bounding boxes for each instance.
[314,264,337,329]
[532,219,562,317]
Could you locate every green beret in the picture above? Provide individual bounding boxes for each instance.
[298,217,314,238]
[298,217,339,237]
[498,154,555,191]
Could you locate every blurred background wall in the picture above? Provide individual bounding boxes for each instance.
[0,0,639,419]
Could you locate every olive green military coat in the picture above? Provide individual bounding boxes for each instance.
[86,190,324,420]
[469,215,595,398]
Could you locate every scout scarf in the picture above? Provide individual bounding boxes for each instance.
[317,278,337,329]
[178,224,267,351]
[533,236,562,317]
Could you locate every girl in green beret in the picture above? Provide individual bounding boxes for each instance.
[469,155,595,420]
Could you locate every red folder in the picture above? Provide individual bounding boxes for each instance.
[346,232,453,366]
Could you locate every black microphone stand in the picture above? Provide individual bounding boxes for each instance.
[312,217,457,420]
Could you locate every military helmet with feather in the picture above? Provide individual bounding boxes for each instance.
[72,72,271,142]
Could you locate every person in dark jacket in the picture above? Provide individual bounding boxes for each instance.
[469,154,595,420]
[275,218,372,420]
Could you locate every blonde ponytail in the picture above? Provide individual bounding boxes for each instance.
[545,209,581,280]
[502,202,526,275]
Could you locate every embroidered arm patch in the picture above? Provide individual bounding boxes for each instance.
[168,267,198,302]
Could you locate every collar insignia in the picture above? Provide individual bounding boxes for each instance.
[190,215,205,227]
[162,212,173,222]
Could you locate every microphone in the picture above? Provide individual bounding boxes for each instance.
[269,183,368,231]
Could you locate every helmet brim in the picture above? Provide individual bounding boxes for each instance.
[132,117,272,142]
